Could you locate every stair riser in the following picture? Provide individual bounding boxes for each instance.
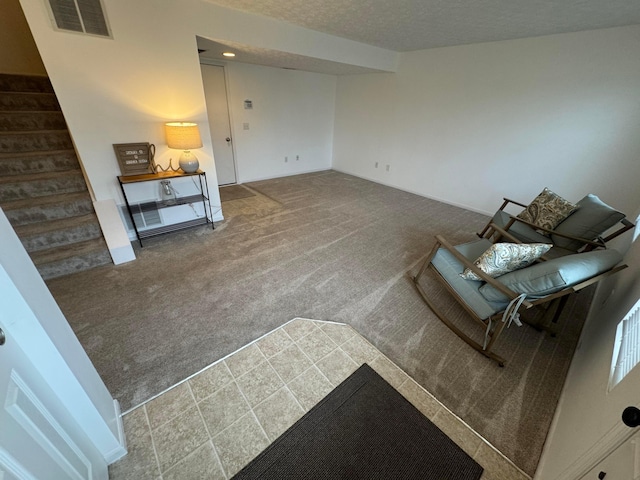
[21,222,103,253]
[0,175,87,202]
[5,198,94,226]
[39,250,112,280]
[0,112,67,131]
[0,74,53,94]
[0,92,59,111]
[0,151,79,175]
[0,131,73,153]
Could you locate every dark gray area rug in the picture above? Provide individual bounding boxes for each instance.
[219,184,256,202]
[234,363,483,480]
[46,170,589,476]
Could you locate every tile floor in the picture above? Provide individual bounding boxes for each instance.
[108,318,531,480]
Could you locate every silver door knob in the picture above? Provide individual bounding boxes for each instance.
[0,328,5,346]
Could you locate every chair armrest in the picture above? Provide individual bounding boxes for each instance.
[502,214,606,249]
[501,197,529,209]
[433,235,534,309]
[601,218,636,244]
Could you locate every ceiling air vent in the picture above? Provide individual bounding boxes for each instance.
[47,0,111,37]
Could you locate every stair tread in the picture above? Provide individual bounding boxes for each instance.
[14,213,100,237]
[30,237,110,265]
[0,148,75,159]
[0,191,92,211]
[0,128,68,134]
[0,169,83,184]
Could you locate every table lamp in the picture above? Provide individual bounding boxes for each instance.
[165,122,203,173]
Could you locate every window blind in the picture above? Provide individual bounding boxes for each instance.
[610,299,640,389]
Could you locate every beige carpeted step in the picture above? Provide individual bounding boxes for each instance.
[0,149,80,175]
[0,74,53,93]
[0,169,87,202]
[30,237,112,280]
[2,191,94,226]
[0,111,67,131]
[0,130,73,153]
[14,213,103,253]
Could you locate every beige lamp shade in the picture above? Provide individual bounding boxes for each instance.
[165,122,203,173]
[165,122,203,150]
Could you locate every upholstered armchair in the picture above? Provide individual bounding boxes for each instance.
[412,228,626,366]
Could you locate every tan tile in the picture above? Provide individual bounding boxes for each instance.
[283,318,317,341]
[108,408,159,480]
[162,441,225,480]
[253,387,304,441]
[225,344,266,378]
[315,348,359,386]
[213,412,270,477]
[431,409,483,458]
[296,328,338,362]
[370,355,410,390]
[474,442,531,480]
[145,382,196,430]
[236,361,284,407]
[198,381,251,436]
[268,344,313,382]
[340,334,379,365]
[287,365,334,411]
[397,379,442,420]
[189,361,234,401]
[320,322,356,345]
[256,327,294,358]
[151,406,209,473]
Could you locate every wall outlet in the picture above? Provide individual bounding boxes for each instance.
[243,123,250,130]
[386,165,390,172]
[296,155,299,161]
[375,162,379,168]
[285,156,288,162]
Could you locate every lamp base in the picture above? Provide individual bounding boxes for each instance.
[179,151,199,173]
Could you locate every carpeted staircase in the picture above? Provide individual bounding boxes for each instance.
[0,73,112,280]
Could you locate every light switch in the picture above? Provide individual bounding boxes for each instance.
[243,123,250,130]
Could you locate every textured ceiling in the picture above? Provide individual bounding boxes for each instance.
[198,0,640,74]
[204,0,640,52]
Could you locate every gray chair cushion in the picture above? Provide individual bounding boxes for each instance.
[479,249,623,303]
[430,238,503,320]
[552,194,625,251]
[492,210,550,244]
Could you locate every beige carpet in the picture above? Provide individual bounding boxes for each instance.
[46,170,587,476]
[219,184,256,202]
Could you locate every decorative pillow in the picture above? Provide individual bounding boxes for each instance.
[517,188,578,235]
[460,242,552,281]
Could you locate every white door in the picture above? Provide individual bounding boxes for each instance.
[200,64,237,185]
[0,301,102,479]
[580,427,640,480]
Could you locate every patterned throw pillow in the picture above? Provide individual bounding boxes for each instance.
[460,243,552,281]
[517,188,578,235]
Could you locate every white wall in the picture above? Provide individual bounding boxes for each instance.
[333,25,640,217]
[223,62,336,182]
[18,0,396,227]
[536,215,640,478]
[0,0,46,75]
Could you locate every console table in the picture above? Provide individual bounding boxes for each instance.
[118,170,214,247]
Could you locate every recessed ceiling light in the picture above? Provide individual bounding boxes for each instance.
[222,52,236,57]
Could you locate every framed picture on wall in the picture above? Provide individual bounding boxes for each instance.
[113,142,154,176]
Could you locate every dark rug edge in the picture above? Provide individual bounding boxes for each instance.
[232,363,484,479]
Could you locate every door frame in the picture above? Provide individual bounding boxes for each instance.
[199,60,239,185]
